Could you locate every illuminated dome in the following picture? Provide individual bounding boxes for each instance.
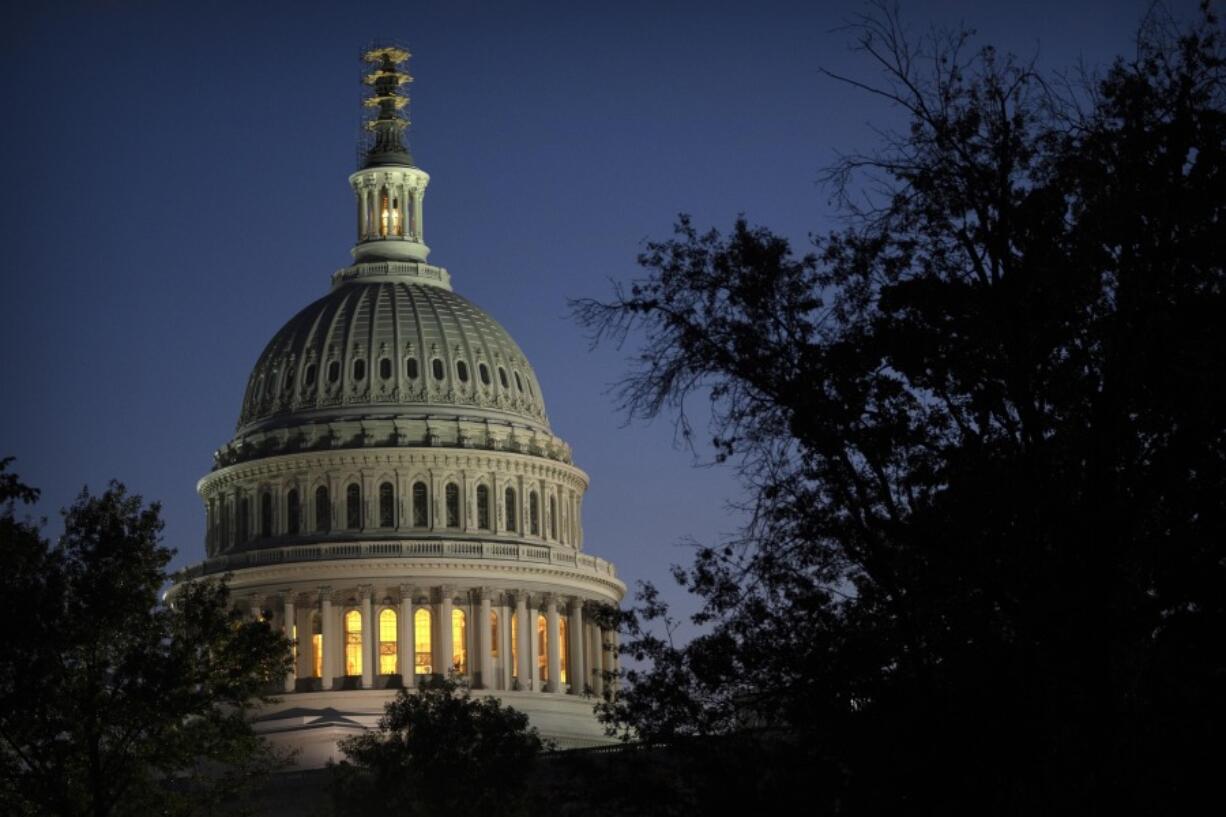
[174,44,623,768]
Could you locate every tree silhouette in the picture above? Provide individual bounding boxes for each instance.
[576,4,1226,812]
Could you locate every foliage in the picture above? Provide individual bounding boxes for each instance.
[0,458,293,817]
[331,674,548,817]
[576,3,1226,812]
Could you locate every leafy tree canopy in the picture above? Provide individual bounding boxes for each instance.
[0,458,293,817]
[577,3,1226,812]
[331,675,548,817]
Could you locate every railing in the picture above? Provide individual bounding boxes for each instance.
[180,540,619,582]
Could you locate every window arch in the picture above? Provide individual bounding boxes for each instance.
[431,358,445,381]
[346,483,361,530]
[287,489,300,535]
[412,481,428,528]
[476,484,490,530]
[379,608,397,675]
[452,608,468,674]
[414,608,432,675]
[505,487,517,532]
[344,610,362,676]
[406,357,419,379]
[549,495,558,540]
[456,360,469,383]
[315,486,330,532]
[445,483,460,529]
[537,613,548,681]
[529,491,540,536]
[311,611,323,679]
[260,491,272,539]
[378,482,394,528]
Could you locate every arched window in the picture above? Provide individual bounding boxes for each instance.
[476,484,490,530]
[537,614,548,681]
[328,360,340,383]
[379,608,398,675]
[260,491,272,538]
[431,358,445,381]
[344,610,362,676]
[352,358,366,381]
[505,487,517,532]
[456,360,469,383]
[406,357,419,379]
[490,611,499,659]
[414,608,432,675]
[529,491,540,536]
[378,482,394,528]
[311,611,322,679]
[237,495,250,544]
[379,357,392,380]
[452,608,467,674]
[549,495,558,540]
[479,362,491,385]
[315,486,330,532]
[498,366,509,388]
[445,483,460,529]
[346,483,361,530]
[287,489,300,535]
[559,615,569,685]
[412,481,428,527]
[510,612,519,679]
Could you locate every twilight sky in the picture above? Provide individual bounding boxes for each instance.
[0,0,1206,619]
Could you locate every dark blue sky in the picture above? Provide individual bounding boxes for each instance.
[1,0,1203,617]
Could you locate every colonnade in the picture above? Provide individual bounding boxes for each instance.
[259,585,617,698]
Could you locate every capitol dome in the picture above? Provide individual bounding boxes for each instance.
[174,45,623,768]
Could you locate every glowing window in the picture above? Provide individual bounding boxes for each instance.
[537,614,547,681]
[260,491,272,538]
[456,360,469,383]
[406,357,419,379]
[476,484,490,530]
[490,611,499,658]
[311,612,322,679]
[445,483,460,528]
[511,612,518,678]
[529,491,540,536]
[505,487,517,532]
[287,489,300,535]
[379,190,390,237]
[315,486,330,532]
[479,363,491,385]
[346,483,361,530]
[452,608,468,674]
[560,615,569,685]
[379,357,392,380]
[344,610,362,676]
[378,482,394,528]
[379,608,397,675]
[414,608,432,675]
[412,481,428,527]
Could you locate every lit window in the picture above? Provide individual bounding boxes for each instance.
[412,482,428,527]
[379,608,397,675]
[537,614,547,681]
[505,487,517,532]
[287,489,300,535]
[406,357,419,379]
[311,612,322,679]
[479,363,491,385]
[379,190,390,238]
[346,483,361,530]
[452,608,467,674]
[379,357,392,380]
[490,611,499,658]
[315,486,330,532]
[560,615,569,685]
[445,483,460,528]
[432,358,445,381]
[476,484,490,530]
[344,610,362,676]
[379,482,394,528]
[414,608,432,675]
[511,612,518,678]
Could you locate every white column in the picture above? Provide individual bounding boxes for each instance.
[437,587,453,678]
[568,598,584,695]
[414,188,424,242]
[545,595,561,693]
[320,590,334,690]
[398,584,413,680]
[478,590,493,689]
[360,586,374,688]
[282,594,296,693]
[515,593,531,689]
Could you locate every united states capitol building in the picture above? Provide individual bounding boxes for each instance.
[173,46,624,768]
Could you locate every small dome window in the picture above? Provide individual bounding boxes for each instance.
[353,359,366,381]
[456,361,469,383]
[432,359,445,381]
[479,363,491,386]
[498,367,509,389]
[406,357,419,379]
[283,366,295,393]
[304,363,317,388]
[328,361,341,384]
[379,357,392,380]
[514,371,524,393]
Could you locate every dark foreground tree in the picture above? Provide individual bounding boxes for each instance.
[0,459,292,817]
[331,675,547,817]
[577,4,1225,813]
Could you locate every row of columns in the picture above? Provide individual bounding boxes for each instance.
[264,586,617,698]
[356,182,423,242]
